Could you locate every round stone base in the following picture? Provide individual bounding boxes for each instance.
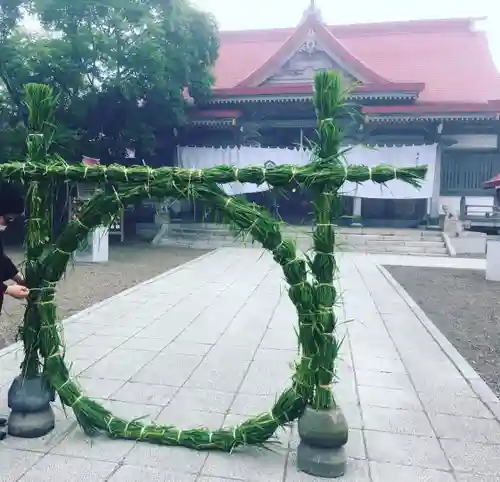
[8,406,55,438]
[7,374,55,438]
[298,405,348,448]
[297,441,347,478]
[8,376,53,412]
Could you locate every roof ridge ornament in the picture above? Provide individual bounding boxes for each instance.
[300,29,322,54]
[301,0,322,23]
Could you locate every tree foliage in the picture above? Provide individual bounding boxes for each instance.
[0,0,219,162]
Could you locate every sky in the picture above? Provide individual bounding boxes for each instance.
[190,0,500,68]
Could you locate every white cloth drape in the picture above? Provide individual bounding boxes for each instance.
[340,144,437,199]
[178,146,312,195]
[178,144,436,199]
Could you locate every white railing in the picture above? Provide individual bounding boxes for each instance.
[459,196,500,220]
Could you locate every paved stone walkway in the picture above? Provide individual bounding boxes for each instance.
[0,249,499,481]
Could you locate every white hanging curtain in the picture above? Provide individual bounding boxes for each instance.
[178,144,436,199]
[178,146,312,194]
[340,144,437,199]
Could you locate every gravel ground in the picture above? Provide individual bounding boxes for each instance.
[386,266,500,398]
[0,243,209,349]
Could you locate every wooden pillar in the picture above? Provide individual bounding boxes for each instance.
[429,143,442,220]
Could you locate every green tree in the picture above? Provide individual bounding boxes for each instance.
[31,0,219,161]
[0,0,218,162]
[0,1,30,159]
[0,28,90,159]
[0,0,26,98]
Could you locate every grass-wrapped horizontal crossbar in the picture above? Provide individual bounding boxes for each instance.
[0,158,427,190]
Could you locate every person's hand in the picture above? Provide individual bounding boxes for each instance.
[5,284,29,299]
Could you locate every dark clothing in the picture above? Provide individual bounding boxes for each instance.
[0,238,18,311]
[0,183,24,217]
[0,183,24,437]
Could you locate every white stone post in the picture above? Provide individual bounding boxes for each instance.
[74,226,109,263]
[486,237,500,281]
[72,183,110,263]
[352,197,362,225]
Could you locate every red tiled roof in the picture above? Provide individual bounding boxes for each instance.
[214,17,500,104]
[362,102,500,114]
[238,12,388,87]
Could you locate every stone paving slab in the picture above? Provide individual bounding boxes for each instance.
[1,248,499,481]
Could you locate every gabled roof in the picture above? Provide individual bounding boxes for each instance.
[214,17,500,104]
[238,8,389,87]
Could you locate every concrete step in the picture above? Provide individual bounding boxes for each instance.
[342,239,445,248]
[359,250,449,257]
[167,224,442,238]
[169,227,232,237]
[341,233,442,242]
[169,228,312,241]
[169,225,442,237]
[156,236,257,249]
[167,233,444,249]
[344,244,448,255]
[160,234,448,253]
[168,230,233,240]
[335,227,442,237]
[167,228,444,241]
[154,223,449,257]
[169,231,231,240]
[157,235,448,256]
[337,230,448,256]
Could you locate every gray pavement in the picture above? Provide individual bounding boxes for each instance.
[0,248,499,481]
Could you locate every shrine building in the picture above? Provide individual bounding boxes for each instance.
[174,3,500,228]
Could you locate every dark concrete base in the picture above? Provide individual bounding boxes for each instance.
[297,441,347,478]
[7,374,55,438]
[298,405,349,448]
[296,405,349,478]
[8,376,53,412]
[7,407,55,438]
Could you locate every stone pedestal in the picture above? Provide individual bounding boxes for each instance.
[7,375,55,438]
[297,405,349,478]
[486,236,500,282]
[75,226,109,263]
[352,197,362,226]
[151,211,170,246]
[451,231,487,257]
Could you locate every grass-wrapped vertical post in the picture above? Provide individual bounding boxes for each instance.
[7,84,58,438]
[296,72,350,479]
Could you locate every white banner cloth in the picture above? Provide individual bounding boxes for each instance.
[178,144,436,199]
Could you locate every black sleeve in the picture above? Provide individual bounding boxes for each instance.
[2,254,18,281]
[2,283,7,293]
